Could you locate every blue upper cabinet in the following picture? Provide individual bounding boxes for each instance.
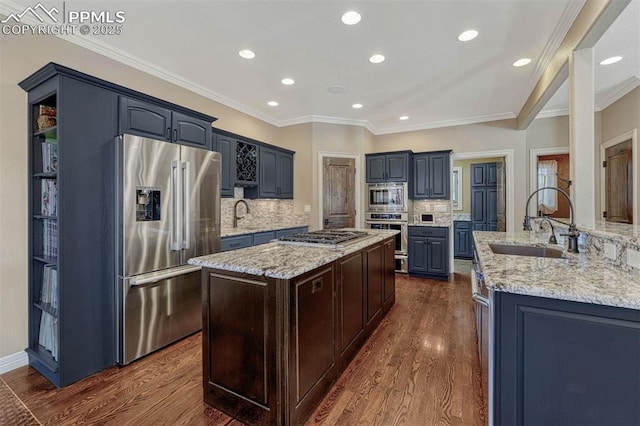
[244,146,294,199]
[212,133,236,198]
[365,152,410,183]
[412,151,451,200]
[119,96,212,150]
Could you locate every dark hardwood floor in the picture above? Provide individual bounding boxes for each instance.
[2,273,484,425]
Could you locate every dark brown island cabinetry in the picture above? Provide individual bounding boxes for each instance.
[201,237,396,425]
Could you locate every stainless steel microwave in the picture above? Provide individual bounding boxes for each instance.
[367,182,409,212]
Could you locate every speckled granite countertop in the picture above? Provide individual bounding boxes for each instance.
[221,223,308,238]
[189,229,399,280]
[473,231,640,310]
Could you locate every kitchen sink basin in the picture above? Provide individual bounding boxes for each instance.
[489,243,565,258]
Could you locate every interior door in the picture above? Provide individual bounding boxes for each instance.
[323,157,356,229]
[605,140,633,223]
[180,145,221,260]
[122,134,181,277]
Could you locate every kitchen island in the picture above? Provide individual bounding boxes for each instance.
[473,231,640,426]
[188,229,398,425]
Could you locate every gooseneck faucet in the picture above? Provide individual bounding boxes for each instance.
[233,199,251,228]
[523,186,580,253]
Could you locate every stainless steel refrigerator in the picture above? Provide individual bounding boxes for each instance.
[115,134,220,364]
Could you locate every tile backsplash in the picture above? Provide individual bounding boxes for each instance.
[221,187,309,229]
[412,200,452,226]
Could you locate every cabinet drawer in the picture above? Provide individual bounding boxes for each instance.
[253,231,276,246]
[408,226,448,238]
[454,220,471,230]
[220,235,253,252]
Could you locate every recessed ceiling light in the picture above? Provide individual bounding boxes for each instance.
[327,84,347,94]
[512,58,532,67]
[267,101,279,107]
[399,115,409,121]
[341,11,361,25]
[458,30,478,42]
[281,78,295,85]
[600,56,623,65]
[352,103,363,109]
[369,54,385,64]
[238,49,255,59]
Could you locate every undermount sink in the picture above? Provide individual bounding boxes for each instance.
[489,243,565,259]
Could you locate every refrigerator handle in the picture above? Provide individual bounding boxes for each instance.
[182,161,191,249]
[170,160,182,251]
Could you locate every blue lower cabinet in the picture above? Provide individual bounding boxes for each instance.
[453,221,473,259]
[253,231,276,246]
[220,235,253,252]
[221,226,308,251]
[408,226,449,280]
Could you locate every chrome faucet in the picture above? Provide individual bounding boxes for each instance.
[523,186,580,253]
[538,217,558,245]
[233,199,251,228]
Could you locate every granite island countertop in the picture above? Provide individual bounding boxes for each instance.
[189,229,399,280]
[473,231,640,310]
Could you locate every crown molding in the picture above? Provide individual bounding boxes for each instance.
[596,76,640,111]
[511,0,586,114]
[535,108,569,119]
[278,114,376,133]
[373,112,517,135]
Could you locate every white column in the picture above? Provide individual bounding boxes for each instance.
[569,48,596,227]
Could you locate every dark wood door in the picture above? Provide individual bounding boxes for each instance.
[119,96,171,141]
[338,252,365,367]
[323,157,356,229]
[172,111,212,149]
[366,155,386,183]
[605,140,633,223]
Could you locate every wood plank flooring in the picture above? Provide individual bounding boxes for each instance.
[2,273,484,425]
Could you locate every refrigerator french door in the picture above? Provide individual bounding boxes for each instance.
[115,134,220,364]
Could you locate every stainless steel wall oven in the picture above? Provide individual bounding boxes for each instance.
[365,212,408,273]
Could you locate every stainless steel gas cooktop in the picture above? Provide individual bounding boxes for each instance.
[277,230,370,248]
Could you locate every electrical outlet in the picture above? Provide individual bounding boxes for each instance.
[604,243,616,260]
[626,249,640,269]
[304,204,311,213]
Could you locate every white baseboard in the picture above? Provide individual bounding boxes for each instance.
[0,351,28,374]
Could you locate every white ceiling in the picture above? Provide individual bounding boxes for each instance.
[2,0,637,133]
[540,0,640,117]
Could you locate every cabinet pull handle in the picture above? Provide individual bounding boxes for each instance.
[166,127,171,140]
[312,279,323,294]
[173,129,178,142]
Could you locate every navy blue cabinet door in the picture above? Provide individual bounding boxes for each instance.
[412,155,429,198]
[454,221,473,258]
[172,111,212,149]
[386,153,409,182]
[408,237,428,273]
[487,163,497,186]
[487,188,498,229]
[214,134,236,197]
[119,96,171,141]
[471,164,486,186]
[426,237,447,275]
[366,155,386,183]
[277,152,294,199]
[259,147,279,198]
[428,153,449,199]
[471,189,486,223]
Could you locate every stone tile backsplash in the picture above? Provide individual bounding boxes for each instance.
[220,187,309,229]
[412,200,452,226]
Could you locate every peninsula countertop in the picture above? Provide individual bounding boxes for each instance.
[473,231,640,310]
[189,229,399,280]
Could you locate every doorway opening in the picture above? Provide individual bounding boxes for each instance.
[536,153,571,219]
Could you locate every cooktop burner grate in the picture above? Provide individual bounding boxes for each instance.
[278,230,370,246]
